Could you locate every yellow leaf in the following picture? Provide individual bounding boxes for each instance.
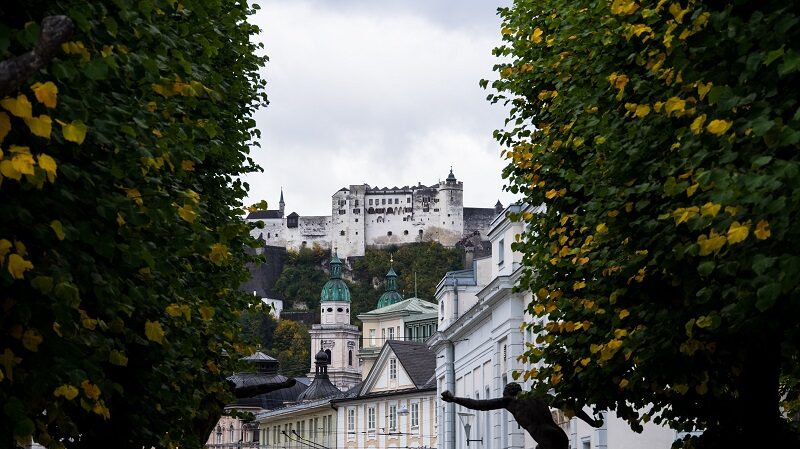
[166,304,183,317]
[635,104,650,118]
[697,82,712,100]
[116,213,126,226]
[754,220,770,240]
[610,0,639,15]
[31,82,58,108]
[619,378,629,388]
[209,243,229,265]
[706,119,732,136]
[580,357,590,366]
[596,223,608,234]
[700,202,721,218]
[144,321,165,344]
[81,380,101,400]
[0,112,10,143]
[109,350,128,366]
[1,94,33,119]
[695,383,708,395]
[22,329,43,352]
[550,373,562,385]
[686,183,699,197]
[92,400,111,419]
[573,280,586,290]
[619,309,630,319]
[177,204,197,223]
[697,229,727,256]
[668,3,688,23]
[50,220,65,240]
[664,97,686,116]
[52,322,62,337]
[7,253,33,279]
[726,221,749,245]
[531,27,544,43]
[125,188,143,206]
[11,152,35,176]
[38,154,57,182]
[590,344,601,353]
[614,329,628,338]
[690,114,706,134]
[54,384,79,400]
[0,239,12,263]
[199,305,215,320]
[59,119,88,144]
[181,160,195,171]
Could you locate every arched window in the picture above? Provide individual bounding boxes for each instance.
[216,426,222,443]
[340,230,345,236]
[229,423,234,442]
[325,349,331,362]
[348,350,353,366]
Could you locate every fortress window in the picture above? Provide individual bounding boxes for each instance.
[355,219,358,222]
[387,231,392,236]
[394,198,399,204]
[354,200,359,207]
[356,232,358,235]
[267,233,270,238]
[301,241,307,246]
[327,308,333,312]
[404,230,409,235]
[340,230,345,236]
[369,199,373,205]
[353,208,360,214]
[434,208,439,212]
[382,199,386,205]
[407,197,411,203]
[419,229,423,235]
[337,307,343,312]
[339,209,346,214]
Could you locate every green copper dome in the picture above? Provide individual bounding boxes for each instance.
[376,266,403,308]
[321,252,350,302]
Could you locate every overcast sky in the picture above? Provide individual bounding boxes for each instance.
[243,0,517,216]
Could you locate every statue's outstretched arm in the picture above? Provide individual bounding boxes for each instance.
[441,391,507,411]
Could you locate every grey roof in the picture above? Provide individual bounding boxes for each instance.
[247,210,283,219]
[242,352,276,362]
[229,376,310,410]
[359,297,438,316]
[386,340,436,388]
[297,376,340,402]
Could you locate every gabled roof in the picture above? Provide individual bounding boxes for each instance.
[386,340,436,388]
[247,210,283,219]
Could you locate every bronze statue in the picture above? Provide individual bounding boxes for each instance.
[441,382,602,449]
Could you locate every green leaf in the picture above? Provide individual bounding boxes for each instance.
[763,46,784,65]
[84,59,109,80]
[697,261,715,277]
[755,283,780,311]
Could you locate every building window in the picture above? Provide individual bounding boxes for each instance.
[355,218,358,222]
[407,197,411,203]
[354,200,359,207]
[382,199,386,205]
[369,199,373,205]
[389,358,397,379]
[216,426,222,443]
[382,328,385,342]
[404,230,408,235]
[340,230,345,236]
[368,407,376,430]
[387,231,392,236]
[419,229,423,235]
[498,238,505,265]
[370,329,376,347]
[339,209,346,214]
[353,208,360,214]
[349,349,353,366]
[394,198,399,204]
[411,402,419,427]
[229,424,234,442]
[388,327,394,341]
[348,408,356,432]
[389,404,397,430]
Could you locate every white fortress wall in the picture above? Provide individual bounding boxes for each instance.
[284,215,332,252]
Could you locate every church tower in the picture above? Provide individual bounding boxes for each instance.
[308,250,362,390]
[278,188,285,217]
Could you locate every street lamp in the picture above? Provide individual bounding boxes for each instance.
[457,412,483,447]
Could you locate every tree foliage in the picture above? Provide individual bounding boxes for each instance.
[492,1,800,447]
[273,245,329,311]
[0,1,266,448]
[271,319,311,378]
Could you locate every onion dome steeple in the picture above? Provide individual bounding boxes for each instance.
[376,256,403,308]
[321,250,350,302]
[297,350,340,401]
[446,166,457,183]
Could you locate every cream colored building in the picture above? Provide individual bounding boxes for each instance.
[334,340,438,449]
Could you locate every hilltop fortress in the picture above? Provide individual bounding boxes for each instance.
[247,169,502,259]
